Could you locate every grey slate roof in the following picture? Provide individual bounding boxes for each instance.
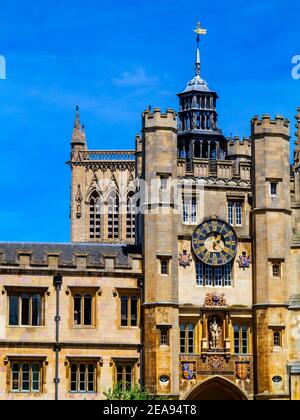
[0,242,141,268]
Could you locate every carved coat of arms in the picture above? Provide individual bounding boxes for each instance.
[204,293,227,307]
[208,356,224,372]
[179,250,192,268]
[182,362,195,380]
[237,254,251,270]
[235,362,250,381]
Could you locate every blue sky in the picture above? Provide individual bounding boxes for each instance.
[0,0,299,242]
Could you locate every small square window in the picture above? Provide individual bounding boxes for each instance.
[270,183,278,196]
[160,328,169,346]
[272,264,281,278]
[161,260,169,275]
[160,176,168,190]
[273,331,282,347]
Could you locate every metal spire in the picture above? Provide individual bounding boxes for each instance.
[194,21,207,77]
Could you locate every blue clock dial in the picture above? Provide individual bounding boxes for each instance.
[192,218,238,266]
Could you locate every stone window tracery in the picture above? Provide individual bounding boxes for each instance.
[89,191,101,240]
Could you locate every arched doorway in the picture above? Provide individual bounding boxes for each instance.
[184,376,248,401]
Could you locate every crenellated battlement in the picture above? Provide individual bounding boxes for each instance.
[142,107,177,130]
[294,107,300,167]
[227,136,251,158]
[251,114,290,137]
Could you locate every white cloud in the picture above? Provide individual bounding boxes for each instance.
[112,67,157,87]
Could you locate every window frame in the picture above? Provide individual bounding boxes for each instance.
[160,260,169,276]
[126,192,136,240]
[196,262,233,287]
[160,175,169,191]
[227,201,244,227]
[108,192,120,240]
[182,196,198,225]
[89,191,101,240]
[159,327,170,347]
[272,264,281,278]
[270,182,278,197]
[273,330,283,348]
[119,292,140,328]
[8,290,44,327]
[10,361,43,394]
[180,322,195,354]
[71,290,96,328]
[233,324,249,355]
[114,362,136,391]
[70,362,97,394]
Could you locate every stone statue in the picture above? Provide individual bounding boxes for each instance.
[209,317,221,350]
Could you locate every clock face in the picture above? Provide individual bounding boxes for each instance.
[192,218,238,266]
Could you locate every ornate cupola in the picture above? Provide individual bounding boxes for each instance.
[177,22,227,163]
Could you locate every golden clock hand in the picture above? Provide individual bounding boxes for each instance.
[214,243,223,252]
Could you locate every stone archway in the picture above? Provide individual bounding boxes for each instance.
[184,376,248,401]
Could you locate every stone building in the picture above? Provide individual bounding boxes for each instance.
[0,23,299,400]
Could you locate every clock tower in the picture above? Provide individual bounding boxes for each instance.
[177,22,227,174]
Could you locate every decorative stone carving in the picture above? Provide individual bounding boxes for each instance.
[181,362,196,380]
[204,293,227,307]
[178,176,251,188]
[208,356,224,372]
[209,317,221,350]
[179,250,192,268]
[235,362,250,381]
[157,307,169,324]
[75,185,83,219]
[237,253,251,270]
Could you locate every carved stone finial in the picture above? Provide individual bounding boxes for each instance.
[71,106,87,150]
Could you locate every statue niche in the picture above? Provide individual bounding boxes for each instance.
[209,316,223,351]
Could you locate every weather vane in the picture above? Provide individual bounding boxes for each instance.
[193,21,207,77]
[194,21,207,37]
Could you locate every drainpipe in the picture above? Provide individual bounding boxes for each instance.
[53,275,63,401]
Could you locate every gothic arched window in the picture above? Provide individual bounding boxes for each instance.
[89,191,101,240]
[108,192,119,239]
[126,192,136,240]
